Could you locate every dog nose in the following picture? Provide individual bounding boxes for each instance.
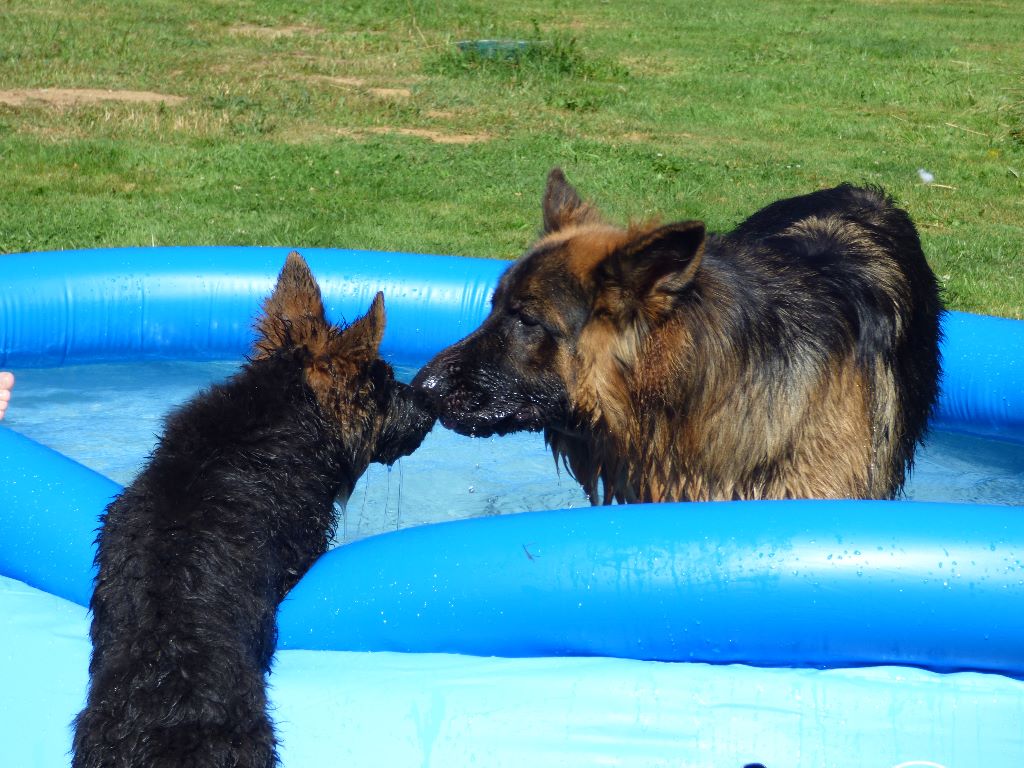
[411,375,449,418]
[411,359,459,402]
[410,359,439,388]
[411,370,442,393]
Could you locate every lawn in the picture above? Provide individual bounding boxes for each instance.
[1,0,1021,316]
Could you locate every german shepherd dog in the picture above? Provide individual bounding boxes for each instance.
[73,253,434,767]
[413,169,943,504]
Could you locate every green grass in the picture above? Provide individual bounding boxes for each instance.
[1,0,1021,316]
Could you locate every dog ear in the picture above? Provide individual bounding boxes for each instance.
[254,251,328,354]
[335,291,387,362]
[605,221,706,302]
[542,167,601,234]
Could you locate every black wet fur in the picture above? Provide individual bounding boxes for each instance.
[72,266,434,767]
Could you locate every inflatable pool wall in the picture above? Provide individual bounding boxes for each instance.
[4,246,1023,442]
[2,247,1023,768]
[0,246,505,368]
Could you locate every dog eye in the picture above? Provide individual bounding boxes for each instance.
[508,304,538,327]
[508,304,556,339]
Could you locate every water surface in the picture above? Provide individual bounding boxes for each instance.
[7,360,1022,544]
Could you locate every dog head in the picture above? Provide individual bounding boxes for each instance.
[255,252,434,476]
[412,168,706,443]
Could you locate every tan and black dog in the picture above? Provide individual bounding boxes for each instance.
[74,253,434,767]
[413,168,943,504]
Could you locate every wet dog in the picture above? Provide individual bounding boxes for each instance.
[413,169,942,504]
[73,252,434,767]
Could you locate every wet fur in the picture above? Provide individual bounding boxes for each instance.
[414,169,943,504]
[72,253,434,767]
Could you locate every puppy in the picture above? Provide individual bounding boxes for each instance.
[413,168,942,504]
[73,252,434,767]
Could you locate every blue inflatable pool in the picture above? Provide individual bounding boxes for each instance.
[2,247,1023,768]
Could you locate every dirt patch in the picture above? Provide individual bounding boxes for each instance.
[227,24,324,39]
[306,75,412,100]
[0,88,185,108]
[391,127,486,144]
[367,87,411,100]
[313,75,367,87]
[618,130,698,143]
[336,126,490,144]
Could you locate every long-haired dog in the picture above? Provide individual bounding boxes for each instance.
[72,252,434,767]
[413,168,943,504]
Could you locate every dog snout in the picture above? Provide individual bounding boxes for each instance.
[410,359,445,395]
[372,382,436,466]
[409,385,437,418]
[411,356,470,408]
[411,369,445,398]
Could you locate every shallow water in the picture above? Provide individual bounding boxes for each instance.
[6,360,1023,544]
[7,361,588,544]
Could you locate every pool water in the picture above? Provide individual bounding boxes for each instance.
[7,361,589,544]
[6,360,1023,544]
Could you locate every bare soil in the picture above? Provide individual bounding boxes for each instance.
[0,88,185,107]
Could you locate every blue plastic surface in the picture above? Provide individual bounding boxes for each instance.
[0,247,504,367]
[2,246,1024,767]
[3,247,1022,440]
[935,311,1024,443]
[1,247,1023,678]
[5,422,1023,674]
[0,428,115,605]
[277,499,1024,674]
[6,575,1023,768]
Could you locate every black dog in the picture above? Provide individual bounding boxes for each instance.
[72,252,434,767]
[414,169,943,503]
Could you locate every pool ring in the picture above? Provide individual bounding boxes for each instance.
[3,246,1023,768]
